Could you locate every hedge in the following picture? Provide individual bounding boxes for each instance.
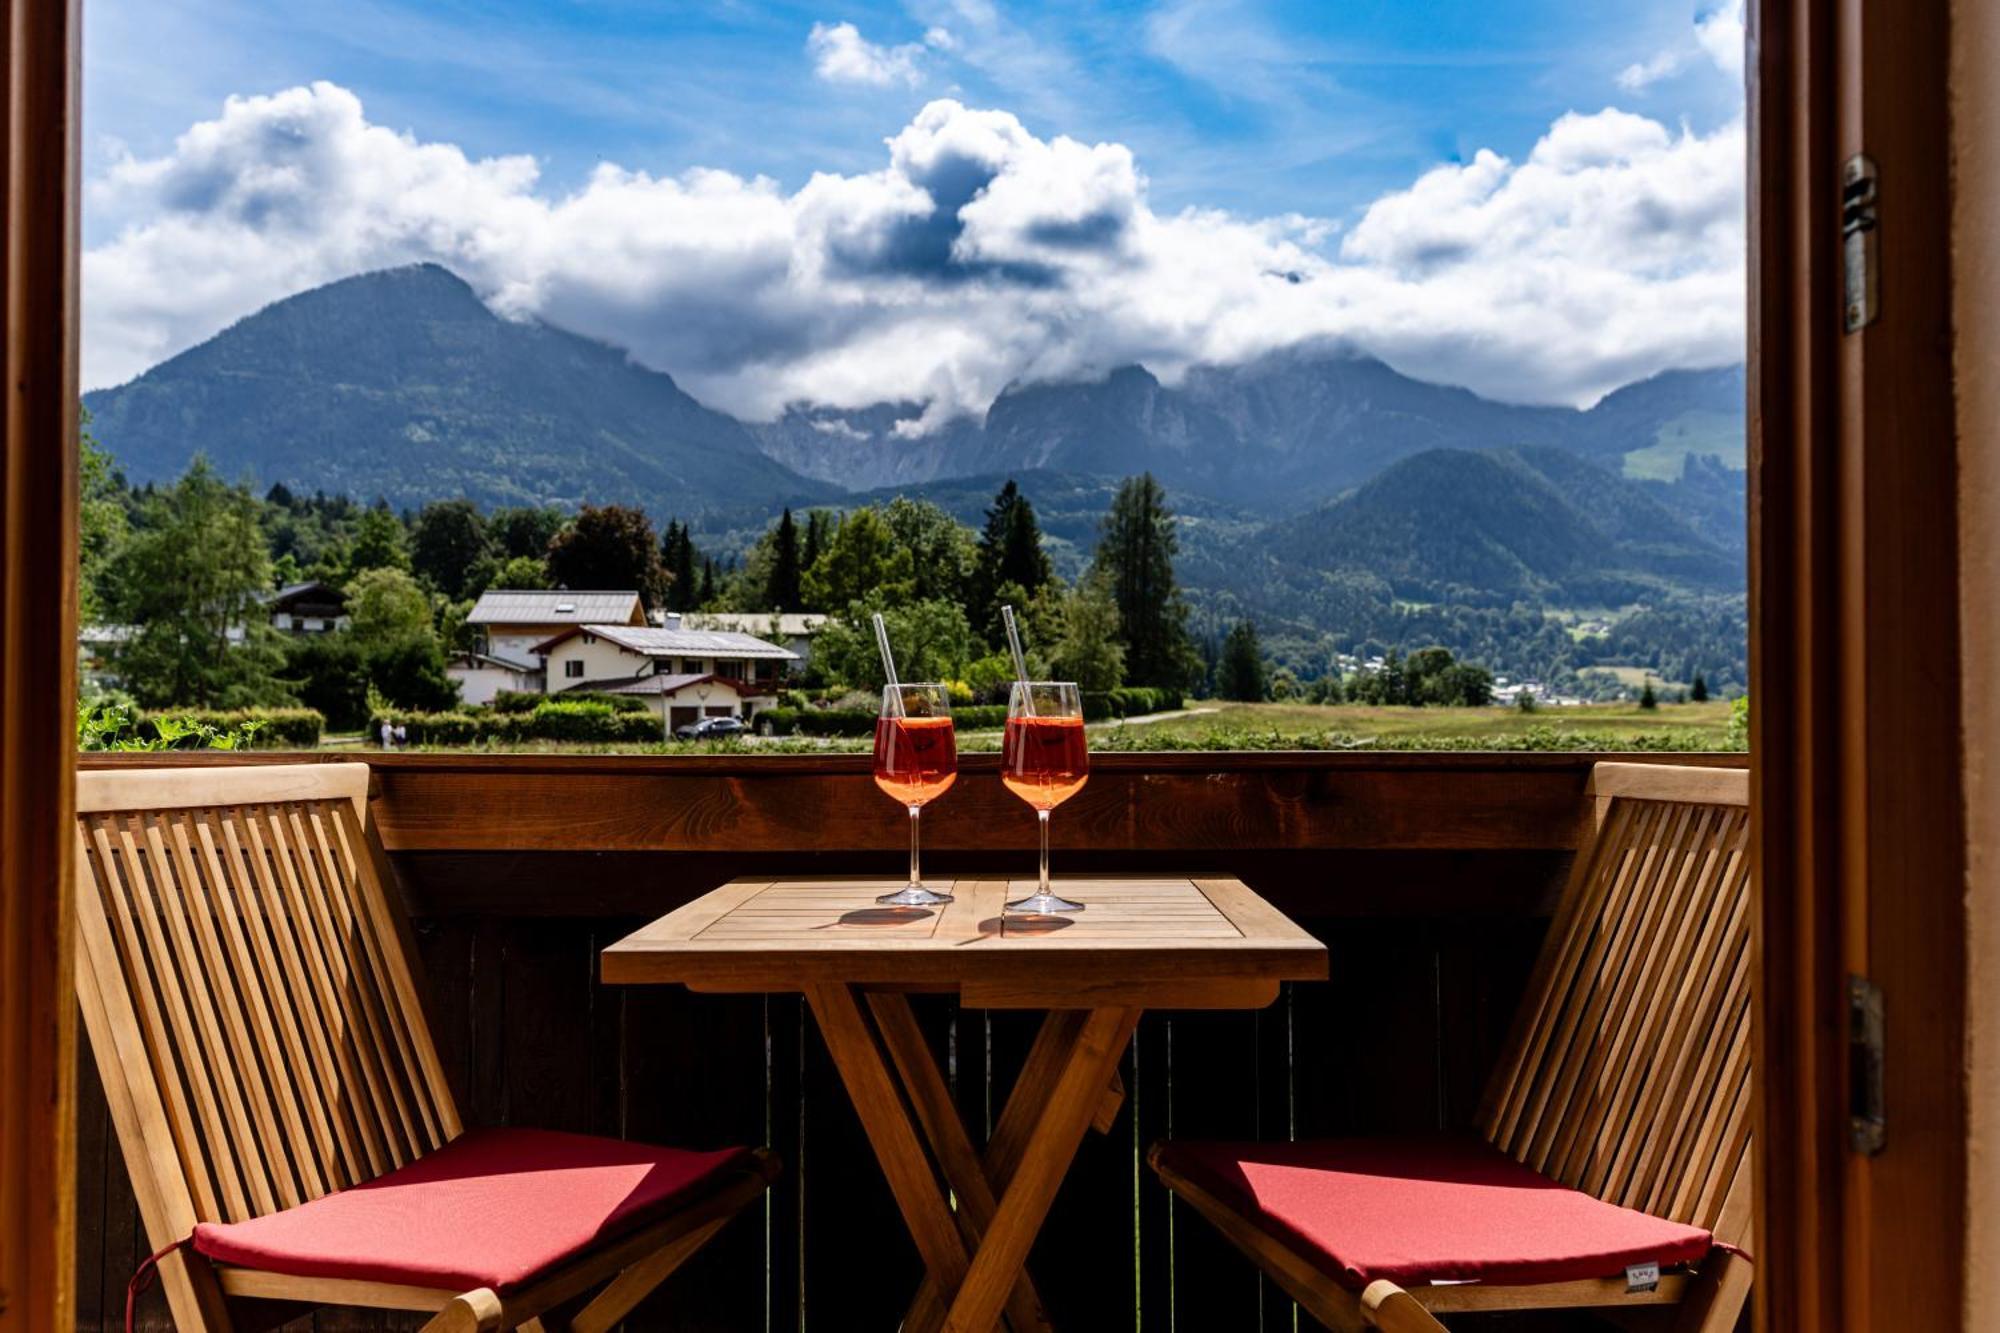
[753,696,1184,737]
[372,704,665,745]
[1082,687,1183,722]
[492,689,649,715]
[140,708,324,748]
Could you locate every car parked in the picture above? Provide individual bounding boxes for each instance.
[676,715,749,741]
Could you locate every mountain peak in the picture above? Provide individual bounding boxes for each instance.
[259,262,494,324]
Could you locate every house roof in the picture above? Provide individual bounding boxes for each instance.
[683,612,831,637]
[533,623,798,661]
[264,580,347,611]
[446,650,542,674]
[560,672,768,698]
[466,590,645,626]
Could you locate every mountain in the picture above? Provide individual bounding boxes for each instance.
[83,264,835,516]
[748,345,1744,517]
[1257,447,1739,605]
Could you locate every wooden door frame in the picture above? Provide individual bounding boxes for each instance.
[0,0,81,1331]
[0,0,1979,1329]
[1750,0,1967,1328]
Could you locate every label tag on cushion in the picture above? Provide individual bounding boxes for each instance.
[1625,1260,1661,1294]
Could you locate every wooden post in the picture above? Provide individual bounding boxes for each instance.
[0,0,81,1330]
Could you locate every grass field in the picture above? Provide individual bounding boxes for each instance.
[349,698,1743,754]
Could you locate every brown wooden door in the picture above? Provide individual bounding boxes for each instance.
[1750,0,1969,1328]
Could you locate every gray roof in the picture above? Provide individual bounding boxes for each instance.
[561,672,768,697]
[557,624,798,661]
[467,590,643,625]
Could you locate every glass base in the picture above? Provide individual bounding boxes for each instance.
[1005,891,1085,915]
[877,883,954,907]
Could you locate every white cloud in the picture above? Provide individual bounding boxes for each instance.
[82,83,1745,421]
[1618,1,1744,91]
[807,21,925,87]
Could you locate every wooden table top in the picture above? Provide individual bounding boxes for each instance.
[601,874,1327,1009]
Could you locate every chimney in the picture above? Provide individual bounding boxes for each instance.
[665,612,683,631]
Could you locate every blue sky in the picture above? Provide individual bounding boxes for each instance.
[80,1,1746,417]
[85,0,1740,233]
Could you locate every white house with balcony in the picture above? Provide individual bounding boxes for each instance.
[452,589,648,704]
[533,622,798,732]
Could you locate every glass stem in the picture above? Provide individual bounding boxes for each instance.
[908,804,922,889]
[1037,809,1052,896]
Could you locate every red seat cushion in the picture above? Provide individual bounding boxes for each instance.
[1155,1135,1713,1290]
[192,1128,753,1293]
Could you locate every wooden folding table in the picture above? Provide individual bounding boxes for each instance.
[601,874,1327,1333]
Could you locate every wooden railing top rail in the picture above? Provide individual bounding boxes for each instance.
[75,751,1747,857]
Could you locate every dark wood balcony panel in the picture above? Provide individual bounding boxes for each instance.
[79,750,1744,854]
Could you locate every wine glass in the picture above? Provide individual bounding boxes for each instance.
[873,683,959,907]
[1001,681,1089,914]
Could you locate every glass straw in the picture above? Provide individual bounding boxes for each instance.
[872,612,904,715]
[1001,605,1033,715]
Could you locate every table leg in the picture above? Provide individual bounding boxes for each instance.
[868,994,1053,1333]
[940,1007,1138,1333]
[803,984,971,1302]
[902,1007,1141,1332]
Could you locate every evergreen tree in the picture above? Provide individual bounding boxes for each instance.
[802,509,832,572]
[972,481,1054,634]
[660,521,698,612]
[698,557,719,606]
[1639,681,1660,710]
[1217,621,1268,701]
[765,508,803,611]
[77,410,128,626]
[1091,474,1199,689]
[1690,673,1710,702]
[803,509,913,609]
[343,502,410,576]
[546,504,669,606]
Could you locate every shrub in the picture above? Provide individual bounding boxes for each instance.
[527,700,624,741]
[138,707,323,748]
[493,688,649,714]
[371,710,482,745]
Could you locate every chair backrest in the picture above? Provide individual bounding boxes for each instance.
[1476,762,1752,1247]
[74,763,461,1250]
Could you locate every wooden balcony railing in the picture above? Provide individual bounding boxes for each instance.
[72,750,1744,1333]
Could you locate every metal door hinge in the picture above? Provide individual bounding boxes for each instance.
[1848,974,1885,1155]
[1842,155,1879,334]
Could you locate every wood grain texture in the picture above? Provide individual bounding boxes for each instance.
[603,874,1326,1004]
[0,0,81,1328]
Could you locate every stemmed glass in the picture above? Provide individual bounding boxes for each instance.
[873,683,959,907]
[1001,681,1089,914]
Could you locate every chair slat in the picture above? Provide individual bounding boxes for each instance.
[75,767,465,1249]
[1480,768,1751,1231]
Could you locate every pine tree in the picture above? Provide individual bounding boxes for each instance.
[765,508,803,611]
[660,520,698,612]
[973,481,1053,636]
[1216,621,1268,701]
[1091,474,1199,689]
[802,510,831,572]
[1639,681,1660,710]
[1690,673,1710,702]
[698,557,719,607]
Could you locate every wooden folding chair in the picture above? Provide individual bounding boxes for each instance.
[75,763,778,1332]
[1150,762,1753,1331]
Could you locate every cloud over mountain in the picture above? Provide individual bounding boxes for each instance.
[83,80,1743,423]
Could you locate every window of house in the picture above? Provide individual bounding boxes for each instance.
[565,660,584,679]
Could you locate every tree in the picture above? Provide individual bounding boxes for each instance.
[698,557,719,607]
[815,598,977,692]
[802,509,833,571]
[765,509,803,611]
[410,500,491,600]
[485,554,550,590]
[1690,673,1710,702]
[883,497,976,605]
[343,502,410,576]
[547,504,669,605]
[367,634,460,712]
[1092,474,1200,689]
[346,567,434,647]
[284,634,371,731]
[973,481,1054,637]
[662,521,699,612]
[1048,575,1125,693]
[77,410,128,626]
[803,508,912,609]
[1639,681,1660,710]
[490,506,568,561]
[1216,621,1268,701]
[103,458,289,708]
